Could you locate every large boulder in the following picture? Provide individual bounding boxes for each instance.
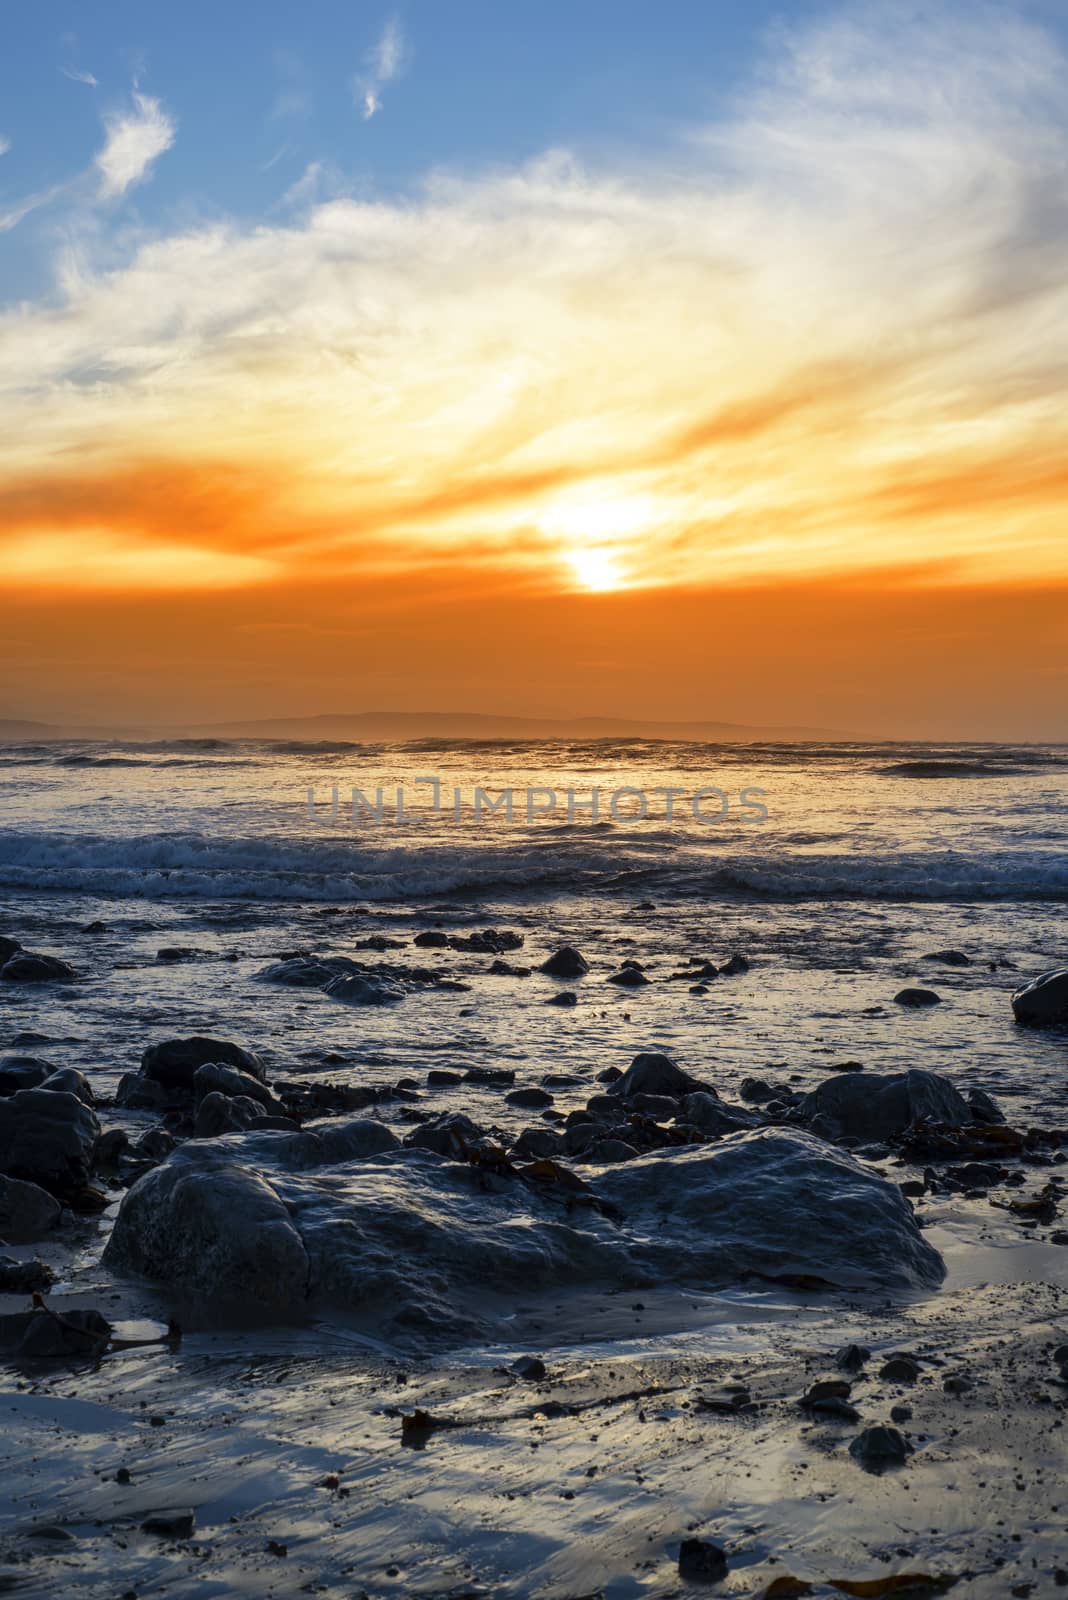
[798,1068,972,1142]
[103,1123,942,1345]
[0,1088,100,1197]
[1012,969,1068,1026]
[0,1174,62,1242]
[140,1037,265,1093]
[609,1053,706,1100]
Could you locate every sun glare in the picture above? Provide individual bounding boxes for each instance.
[567,547,623,591]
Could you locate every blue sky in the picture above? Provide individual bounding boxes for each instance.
[4,1,1066,299]
[1,1,836,295]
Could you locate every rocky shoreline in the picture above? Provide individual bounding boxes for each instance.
[2,928,1068,1595]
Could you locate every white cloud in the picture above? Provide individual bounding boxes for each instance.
[95,91,176,199]
[2,5,1068,589]
[354,15,407,120]
[0,136,9,157]
[62,66,99,88]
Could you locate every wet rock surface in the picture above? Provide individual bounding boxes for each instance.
[1012,967,1068,1026]
[797,1067,975,1142]
[102,1124,944,1339]
[0,1088,100,1197]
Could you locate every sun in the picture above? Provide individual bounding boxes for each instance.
[566,547,623,591]
[541,489,656,591]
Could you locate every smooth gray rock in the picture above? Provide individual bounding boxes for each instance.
[506,1087,553,1110]
[798,1068,971,1141]
[893,987,942,1008]
[104,1154,310,1317]
[0,1174,62,1241]
[609,1053,705,1100]
[193,1062,277,1109]
[510,1127,566,1160]
[141,1036,265,1093]
[0,1056,55,1097]
[104,1124,943,1344]
[114,1072,170,1111]
[539,947,589,978]
[1012,968,1068,1026]
[0,952,76,983]
[39,1068,95,1106]
[678,1091,764,1134]
[258,954,359,986]
[323,972,404,1006]
[0,1089,100,1196]
[607,966,650,987]
[193,1092,270,1138]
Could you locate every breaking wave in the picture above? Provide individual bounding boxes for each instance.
[0,829,1065,903]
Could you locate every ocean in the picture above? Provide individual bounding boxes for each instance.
[2,737,1067,1120]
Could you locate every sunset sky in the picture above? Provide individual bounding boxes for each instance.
[2,1,1067,737]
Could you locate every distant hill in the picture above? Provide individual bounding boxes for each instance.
[0,710,844,743]
[186,710,843,742]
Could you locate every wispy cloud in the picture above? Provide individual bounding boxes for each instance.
[0,136,10,158]
[0,179,71,235]
[2,3,1068,603]
[95,91,176,199]
[355,15,407,120]
[62,66,99,89]
[1,86,176,233]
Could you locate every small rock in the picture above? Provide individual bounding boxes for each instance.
[0,952,76,984]
[141,1509,195,1539]
[0,1174,62,1242]
[835,1344,871,1373]
[893,988,942,1008]
[539,947,589,979]
[607,966,650,987]
[848,1424,912,1471]
[677,1537,728,1582]
[0,1254,54,1294]
[719,954,750,975]
[880,1355,921,1383]
[506,1087,554,1110]
[511,1355,546,1381]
